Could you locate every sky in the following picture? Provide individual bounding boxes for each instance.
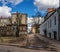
[0,0,59,18]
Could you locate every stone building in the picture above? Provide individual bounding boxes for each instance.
[40,7,60,40]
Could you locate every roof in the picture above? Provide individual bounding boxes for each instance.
[56,7,60,15]
[45,10,56,20]
[48,8,55,13]
[32,24,40,28]
[0,15,11,18]
[12,12,27,16]
[40,7,60,25]
[40,9,56,25]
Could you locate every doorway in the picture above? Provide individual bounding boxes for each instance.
[44,29,47,37]
[49,33,51,38]
[53,31,57,40]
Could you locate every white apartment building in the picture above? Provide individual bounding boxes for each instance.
[40,7,60,40]
[33,16,44,25]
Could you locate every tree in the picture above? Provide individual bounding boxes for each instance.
[32,12,41,33]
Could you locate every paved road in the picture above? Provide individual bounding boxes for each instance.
[0,45,53,52]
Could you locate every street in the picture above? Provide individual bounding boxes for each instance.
[0,34,60,52]
[0,45,55,52]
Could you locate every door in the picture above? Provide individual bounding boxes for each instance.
[44,29,47,37]
[53,31,57,40]
[49,33,51,38]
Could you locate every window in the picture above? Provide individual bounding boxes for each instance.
[23,27,26,31]
[54,16,56,25]
[53,31,57,39]
[59,15,60,24]
[48,21,49,28]
[49,19,51,27]
[48,19,52,27]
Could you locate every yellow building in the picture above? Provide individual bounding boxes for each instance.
[32,25,36,34]
[32,24,40,34]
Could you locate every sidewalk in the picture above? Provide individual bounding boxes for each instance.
[0,40,27,48]
[35,34,60,52]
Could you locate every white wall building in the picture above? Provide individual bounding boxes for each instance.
[33,17,44,24]
[40,7,60,40]
[27,17,44,33]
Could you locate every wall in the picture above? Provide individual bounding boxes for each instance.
[40,11,59,40]
[21,14,27,24]
[0,18,11,26]
[11,14,17,24]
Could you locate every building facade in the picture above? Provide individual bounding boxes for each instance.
[0,18,11,26]
[40,7,60,40]
[11,12,27,37]
[32,17,44,34]
[0,12,27,37]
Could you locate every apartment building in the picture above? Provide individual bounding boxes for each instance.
[0,17,11,26]
[0,12,27,37]
[11,12,27,37]
[40,7,60,40]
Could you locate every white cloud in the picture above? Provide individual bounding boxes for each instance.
[34,0,59,10]
[0,0,23,18]
[0,0,23,5]
[7,0,23,5]
[0,6,12,17]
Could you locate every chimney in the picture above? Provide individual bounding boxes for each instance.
[48,8,55,13]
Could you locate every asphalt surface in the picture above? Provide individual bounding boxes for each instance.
[0,45,54,52]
